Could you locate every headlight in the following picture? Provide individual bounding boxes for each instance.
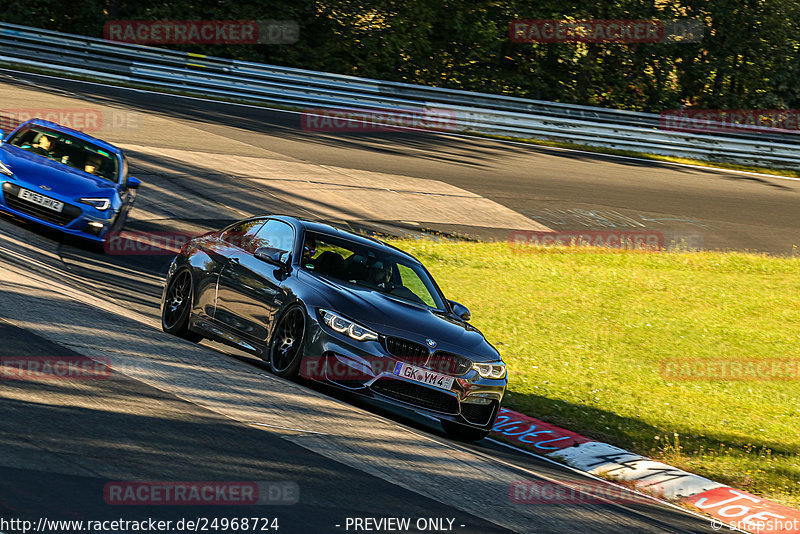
[0,161,13,177]
[79,197,111,211]
[473,362,506,379]
[319,309,378,342]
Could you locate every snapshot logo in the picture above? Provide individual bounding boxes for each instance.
[0,109,140,133]
[660,109,800,136]
[661,358,800,381]
[104,481,298,505]
[0,356,112,381]
[104,20,299,45]
[509,480,653,505]
[509,230,664,251]
[301,108,456,133]
[509,19,703,44]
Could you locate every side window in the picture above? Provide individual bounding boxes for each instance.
[8,128,35,147]
[397,264,436,307]
[252,220,295,261]
[220,219,266,252]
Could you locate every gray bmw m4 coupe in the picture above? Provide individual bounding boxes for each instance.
[161,216,507,440]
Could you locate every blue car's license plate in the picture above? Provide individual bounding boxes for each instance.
[19,188,64,213]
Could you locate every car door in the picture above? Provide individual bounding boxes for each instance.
[192,218,266,320]
[213,219,296,345]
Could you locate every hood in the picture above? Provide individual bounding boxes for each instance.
[299,270,501,361]
[0,145,117,198]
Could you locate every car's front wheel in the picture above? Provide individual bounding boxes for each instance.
[441,420,490,441]
[162,269,203,343]
[269,305,306,378]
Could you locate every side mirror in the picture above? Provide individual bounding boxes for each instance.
[449,300,471,321]
[255,246,288,266]
[126,176,142,189]
[0,128,5,143]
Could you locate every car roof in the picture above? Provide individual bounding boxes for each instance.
[17,119,122,155]
[264,215,422,264]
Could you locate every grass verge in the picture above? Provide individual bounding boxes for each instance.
[391,239,800,508]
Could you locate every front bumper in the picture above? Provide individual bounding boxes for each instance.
[0,181,116,242]
[301,317,507,429]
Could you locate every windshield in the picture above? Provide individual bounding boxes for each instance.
[7,126,119,182]
[302,231,445,310]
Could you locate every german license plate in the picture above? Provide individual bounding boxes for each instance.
[18,188,64,213]
[393,362,454,390]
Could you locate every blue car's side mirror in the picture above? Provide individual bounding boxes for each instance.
[0,128,5,143]
[127,176,142,189]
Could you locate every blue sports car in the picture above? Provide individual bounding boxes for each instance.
[0,118,141,242]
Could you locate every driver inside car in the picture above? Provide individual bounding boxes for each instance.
[84,155,103,175]
[301,237,317,268]
[366,261,393,290]
[29,134,55,158]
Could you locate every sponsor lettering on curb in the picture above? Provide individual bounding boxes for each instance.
[685,487,800,534]
[509,230,664,251]
[104,481,298,505]
[0,356,112,380]
[550,442,723,500]
[662,358,800,381]
[491,408,591,451]
[494,409,800,530]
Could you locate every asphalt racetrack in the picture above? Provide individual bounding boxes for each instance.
[0,68,786,533]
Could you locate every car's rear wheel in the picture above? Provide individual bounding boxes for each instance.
[269,306,306,378]
[162,269,203,343]
[441,420,490,441]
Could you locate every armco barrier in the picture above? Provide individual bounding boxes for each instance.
[1,22,799,168]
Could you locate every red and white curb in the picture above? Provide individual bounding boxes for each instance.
[492,408,800,533]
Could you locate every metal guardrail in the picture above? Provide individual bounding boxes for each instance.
[0,21,798,169]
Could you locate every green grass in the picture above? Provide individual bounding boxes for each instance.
[391,239,800,507]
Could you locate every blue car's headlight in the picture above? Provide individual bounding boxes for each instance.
[79,197,111,211]
[319,309,378,342]
[0,161,13,177]
[472,362,506,379]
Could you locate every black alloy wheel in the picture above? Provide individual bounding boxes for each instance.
[162,269,203,342]
[269,306,306,378]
